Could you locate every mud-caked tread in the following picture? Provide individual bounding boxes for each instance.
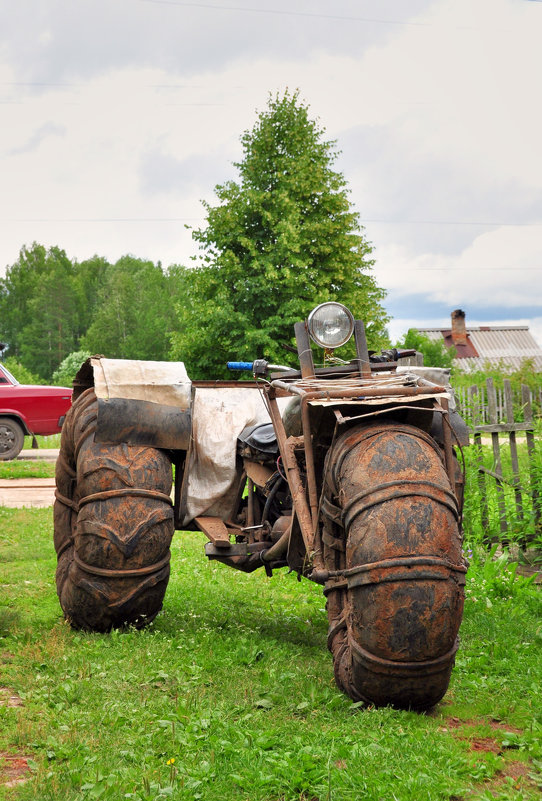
[54,389,174,631]
[323,421,466,710]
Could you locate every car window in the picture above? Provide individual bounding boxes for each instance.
[0,364,19,384]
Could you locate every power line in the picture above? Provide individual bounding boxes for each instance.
[363,219,542,227]
[4,217,204,223]
[138,0,431,26]
[4,216,542,228]
[398,266,541,271]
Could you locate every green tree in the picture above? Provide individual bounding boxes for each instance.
[2,356,44,385]
[82,256,172,360]
[75,255,112,333]
[396,329,456,368]
[51,350,92,387]
[0,243,51,363]
[0,244,84,380]
[170,91,389,377]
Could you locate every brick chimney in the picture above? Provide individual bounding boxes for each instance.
[451,309,467,346]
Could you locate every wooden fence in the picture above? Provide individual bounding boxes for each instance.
[455,384,542,424]
[467,378,540,547]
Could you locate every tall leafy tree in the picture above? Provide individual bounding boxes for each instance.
[0,243,83,379]
[171,91,389,377]
[82,256,173,360]
[0,243,50,362]
[75,255,112,333]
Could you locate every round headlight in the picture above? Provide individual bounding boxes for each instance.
[307,302,355,349]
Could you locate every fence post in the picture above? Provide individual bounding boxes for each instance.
[522,384,541,538]
[469,384,489,534]
[486,377,508,542]
[504,379,524,523]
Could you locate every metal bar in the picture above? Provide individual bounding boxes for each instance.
[440,397,455,489]
[504,379,523,520]
[195,516,232,549]
[354,320,371,377]
[300,395,319,538]
[265,391,315,555]
[247,477,255,528]
[331,403,435,426]
[270,382,447,400]
[294,321,316,378]
[192,380,262,388]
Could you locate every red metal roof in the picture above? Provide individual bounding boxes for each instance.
[417,325,542,372]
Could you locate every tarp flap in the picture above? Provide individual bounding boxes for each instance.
[183,387,288,526]
[92,358,191,409]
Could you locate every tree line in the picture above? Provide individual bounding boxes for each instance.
[0,244,183,383]
[0,92,390,385]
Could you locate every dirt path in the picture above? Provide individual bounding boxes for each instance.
[0,478,56,508]
[18,448,59,461]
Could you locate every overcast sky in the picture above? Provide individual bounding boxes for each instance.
[1,0,541,344]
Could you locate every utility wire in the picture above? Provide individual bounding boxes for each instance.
[4,217,542,228]
[138,0,430,26]
[362,219,542,227]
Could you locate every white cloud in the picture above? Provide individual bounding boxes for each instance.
[0,0,541,347]
[344,0,542,188]
[375,225,542,309]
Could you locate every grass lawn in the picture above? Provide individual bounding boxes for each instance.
[0,461,56,480]
[22,435,61,451]
[0,505,541,801]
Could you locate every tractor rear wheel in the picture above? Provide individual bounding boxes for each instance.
[322,421,466,710]
[54,388,174,631]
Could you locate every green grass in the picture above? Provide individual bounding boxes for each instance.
[1,507,541,800]
[0,460,56,479]
[22,434,61,451]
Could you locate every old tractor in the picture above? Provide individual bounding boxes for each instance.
[54,303,468,709]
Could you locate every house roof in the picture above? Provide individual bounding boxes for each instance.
[417,324,542,372]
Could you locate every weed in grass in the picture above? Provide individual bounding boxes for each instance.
[0,609,20,638]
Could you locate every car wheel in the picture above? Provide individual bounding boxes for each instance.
[0,417,25,460]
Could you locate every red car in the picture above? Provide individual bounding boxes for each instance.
[0,363,72,460]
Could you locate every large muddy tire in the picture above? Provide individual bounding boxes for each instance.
[54,388,174,632]
[322,422,466,710]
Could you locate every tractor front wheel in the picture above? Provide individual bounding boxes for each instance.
[54,389,174,631]
[322,421,466,710]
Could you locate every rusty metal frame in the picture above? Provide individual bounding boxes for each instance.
[265,390,317,560]
[265,378,452,570]
[330,402,437,426]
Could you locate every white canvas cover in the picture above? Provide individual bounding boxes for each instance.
[182,386,289,526]
[92,358,192,410]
